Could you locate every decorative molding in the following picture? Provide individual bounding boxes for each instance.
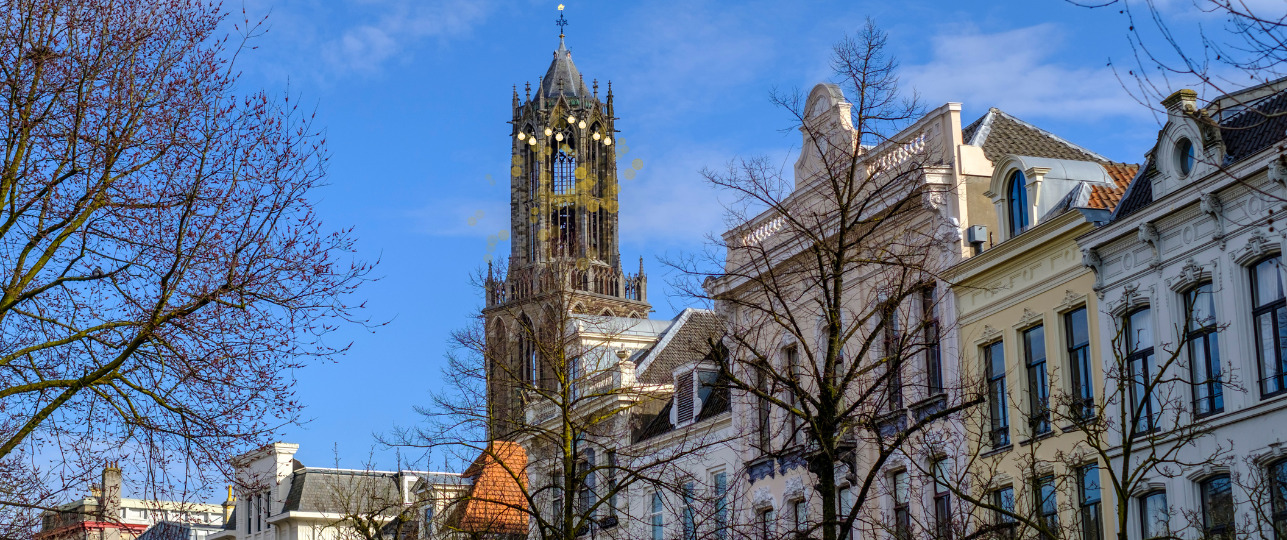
[1138,222,1161,269]
[784,476,805,502]
[1269,156,1287,189]
[1109,283,1147,317]
[1184,463,1232,482]
[1081,248,1104,296]
[979,325,1002,344]
[1199,192,1227,250]
[1014,308,1043,329]
[1166,257,1209,292]
[1251,441,1287,467]
[752,487,775,511]
[1055,290,1086,313]
[1234,228,1277,265]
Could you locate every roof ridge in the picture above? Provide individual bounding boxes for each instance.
[635,308,701,376]
[964,108,998,146]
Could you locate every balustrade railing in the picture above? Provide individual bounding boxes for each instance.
[486,261,647,308]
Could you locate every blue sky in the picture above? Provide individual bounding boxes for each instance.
[225,0,1194,473]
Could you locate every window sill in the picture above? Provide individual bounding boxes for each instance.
[1018,430,1056,447]
[981,444,1013,458]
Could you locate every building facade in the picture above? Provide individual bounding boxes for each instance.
[38,464,227,540]
[1080,83,1287,539]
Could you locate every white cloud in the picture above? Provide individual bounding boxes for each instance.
[902,24,1144,121]
[320,0,492,72]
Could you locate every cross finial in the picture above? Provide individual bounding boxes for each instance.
[555,5,568,37]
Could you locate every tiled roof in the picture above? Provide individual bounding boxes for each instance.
[1220,90,1287,161]
[636,309,725,385]
[449,442,528,536]
[540,37,591,99]
[1090,162,1138,209]
[1108,155,1155,222]
[281,469,402,513]
[963,108,1108,163]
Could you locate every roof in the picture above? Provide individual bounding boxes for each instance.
[1043,161,1137,218]
[635,309,725,384]
[962,108,1109,163]
[448,442,528,536]
[574,315,674,339]
[1219,90,1287,161]
[281,469,402,513]
[540,37,591,99]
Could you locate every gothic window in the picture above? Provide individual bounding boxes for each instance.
[553,141,575,195]
[1007,170,1030,238]
[525,124,538,200]
[520,315,538,389]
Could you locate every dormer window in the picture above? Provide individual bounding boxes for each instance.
[1176,137,1195,176]
[1007,170,1030,237]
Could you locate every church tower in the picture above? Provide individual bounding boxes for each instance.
[483,9,650,436]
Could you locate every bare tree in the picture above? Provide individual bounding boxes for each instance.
[0,0,371,529]
[667,19,981,540]
[387,260,726,540]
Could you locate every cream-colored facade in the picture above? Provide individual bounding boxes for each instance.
[950,207,1116,539]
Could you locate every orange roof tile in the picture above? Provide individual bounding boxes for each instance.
[1089,162,1139,210]
[449,441,529,535]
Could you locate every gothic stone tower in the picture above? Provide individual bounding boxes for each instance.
[483,28,650,436]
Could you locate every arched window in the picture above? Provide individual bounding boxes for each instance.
[552,139,575,195]
[1007,170,1030,237]
[519,315,538,389]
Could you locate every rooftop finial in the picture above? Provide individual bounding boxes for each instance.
[555,4,568,38]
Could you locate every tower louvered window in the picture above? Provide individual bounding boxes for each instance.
[676,370,694,422]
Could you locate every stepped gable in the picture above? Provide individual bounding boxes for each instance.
[963,108,1108,163]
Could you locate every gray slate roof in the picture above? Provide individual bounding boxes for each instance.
[540,37,591,99]
[282,469,401,513]
[636,309,725,385]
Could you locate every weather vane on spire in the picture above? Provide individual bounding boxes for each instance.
[556,4,568,37]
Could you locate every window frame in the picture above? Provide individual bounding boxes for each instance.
[1007,170,1030,238]
[1034,475,1058,540]
[1024,324,1051,435]
[1184,282,1224,417]
[892,470,911,540]
[924,285,943,395]
[1268,458,1287,539]
[650,491,664,540]
[933,459,952,540]
[1078,465,1102,540]
[1139,490,1169,540]
[985,340,1010,448]
[1200,474,1235,539]
[992,486,1016,539]
[784,345,802,447]
[1125,307,1158,434]
[1065,307,1095,421]
[1251,256,1287,399]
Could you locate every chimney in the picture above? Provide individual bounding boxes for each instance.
[100,461,123,540]
[222,486,236,523]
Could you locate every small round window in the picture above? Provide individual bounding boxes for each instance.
[1176,138,1195,176]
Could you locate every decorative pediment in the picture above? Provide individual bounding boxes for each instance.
[978,325,1003,344]
[752,487,775,511]
[1109,283,1148,316]
[1234,228,1277,265]
[1015,308,1043,329]
[1055,290,1087,313]
[1167,258,1210,291]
